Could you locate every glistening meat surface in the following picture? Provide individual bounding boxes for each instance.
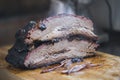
[5,14,98,69]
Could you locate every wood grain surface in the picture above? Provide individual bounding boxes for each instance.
[0,45,120,80]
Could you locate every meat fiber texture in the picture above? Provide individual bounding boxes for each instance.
[6,14,98,69]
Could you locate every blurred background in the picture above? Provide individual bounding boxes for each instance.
[0,0,120,56]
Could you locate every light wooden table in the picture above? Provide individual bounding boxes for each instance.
[0,45,120,80]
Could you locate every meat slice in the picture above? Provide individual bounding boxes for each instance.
[5,14,98,69]
[24,40,98,68]
[25,14,97,44]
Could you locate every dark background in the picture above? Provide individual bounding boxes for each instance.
[0,0,120,56]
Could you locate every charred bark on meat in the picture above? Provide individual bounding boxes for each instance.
[6,21,36,68]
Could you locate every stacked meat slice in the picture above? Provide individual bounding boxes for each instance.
[6,14,98,69]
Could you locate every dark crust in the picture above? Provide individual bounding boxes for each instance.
[5,21,36,69]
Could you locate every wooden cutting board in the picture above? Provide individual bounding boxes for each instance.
[0,45,120,80]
